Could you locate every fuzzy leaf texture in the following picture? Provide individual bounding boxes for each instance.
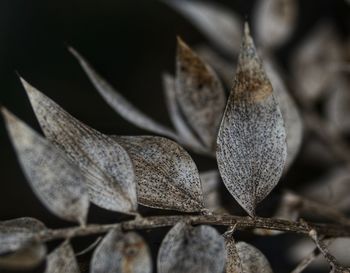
[157,222,226,273]
[21,78,137,214]
[112,136,204,212]
[2,110,89,224]
[91,228,152,273]
[216,24,287,216]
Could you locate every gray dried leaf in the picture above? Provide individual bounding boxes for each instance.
[162,73,207,154]
[157,222,226,273]
[112,135,204,212]
[45,241,80,273]
[291,23,343,103]
[0,243,46,270]
[226,241,273,273]
[91,228,152,273]
[176,38,226,150]
[0,218,46,255]
[69,47,177,140]
[254,0,297,49]
[200,170,222,210]
[21,79,137,214]
[216,24,287,216]
[164,0,242,56]
[264,59,303,171]
[2,109,89,224]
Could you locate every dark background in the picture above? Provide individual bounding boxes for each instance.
[0,0,349,272]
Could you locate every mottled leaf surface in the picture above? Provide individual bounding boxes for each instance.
[164,0,242,55]
[158,223,226,273]
[69,47,177,139]
[45,241,79,273]
[264,59,302,171]
[91,229,152,273]
[112,136,204,212]
[0,218,46,255]
[216,24,287,216]
[254,0,297,49]
[2,109,89,224]
[22,79,137,214]
[176,38,226,150]
[226,241,273,273]
[162,74,207,154]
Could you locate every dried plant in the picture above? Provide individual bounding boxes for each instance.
[1,0,350,272]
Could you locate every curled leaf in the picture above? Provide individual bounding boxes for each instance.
[176,38,226,150]
[69,47,177,139]
[2,109,89,224]
[21,79,137,214]
[216,24,287,216]
[254,0,297,49]
[0,218,46,255]
[45,241,79,273]
[226,239,273,273]
[112,135,204,212]
[91,228,152,273]
[157,222,226,273]
[164,0,242,55]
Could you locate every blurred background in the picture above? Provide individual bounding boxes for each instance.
[0,0,349,272]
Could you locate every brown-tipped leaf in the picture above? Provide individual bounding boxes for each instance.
[91,229,152,273]
[157,223,226,273]
[216,24,287,216]
[69,47,177,139]
[164,0,242,56]
[176,38,226,150]
[2,109,89,224]
[112,136,204,212]
[45,241,79,273]
[21,79,137,214]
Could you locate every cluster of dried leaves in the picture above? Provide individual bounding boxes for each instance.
[1,0,350,272]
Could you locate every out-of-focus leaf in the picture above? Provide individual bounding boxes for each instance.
[176,38,226,150]
[112,136,204,212]
[158,222,226,273]
[0,243,46,270]
[2,109,89,224]
[21,79,137,214]
[264,59,303,171]
[326,77,350,134]
[45,241,79,273]
[216,24,287,216]
[162,74,207,154]
[163,0,242,56]
[226,240,273,273]
[254,0,297,49]
[91,228,152,273]
[291,23,342,103]
[69,47,177,140]
[200,170,222,210]
[0,218,46,255]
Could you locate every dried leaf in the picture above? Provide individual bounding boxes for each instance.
[0,218,46,255]
[21,79,137,214]
[0,243,46,269]
[254,0,297,49]
[45,241,80,273]
[176,38,226,150]
[112,135,204,212]
[216,24,287,216]
[162,73,207,154]
[164,0,242,56]
[291,23,342,103]
[69,47,177,139]
[2,109,89,224]
[226,240,273,273]
[91,228,152,273]
[264,59,303,171]
[157,222,226,273]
